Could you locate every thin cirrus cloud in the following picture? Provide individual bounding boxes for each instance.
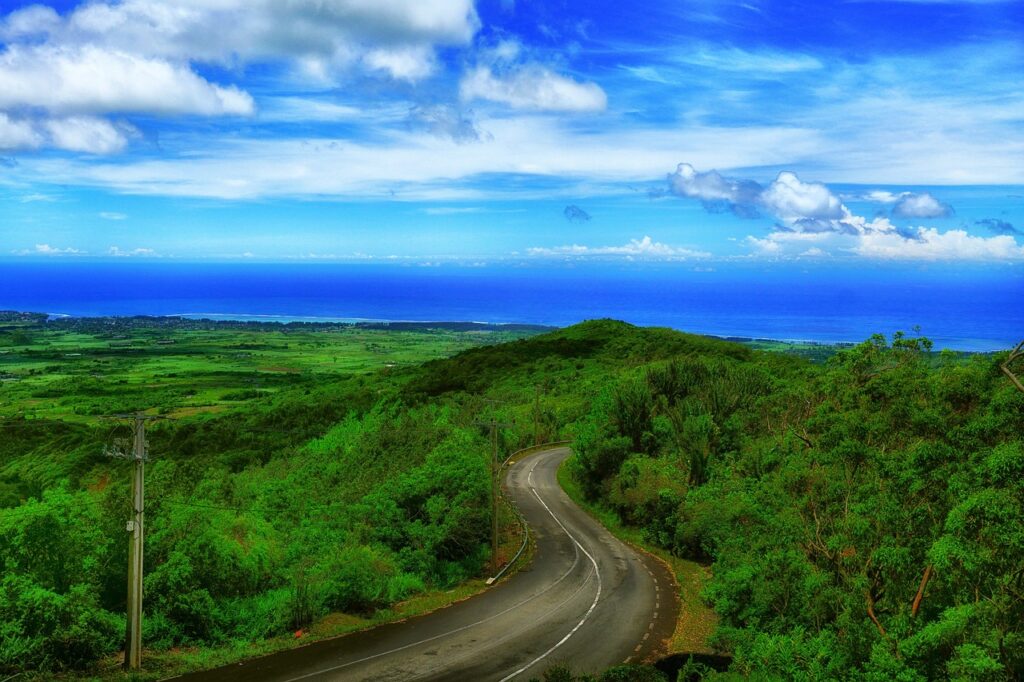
[674,47,824,74]
[669,163,1024,261]
[14,118,826,200]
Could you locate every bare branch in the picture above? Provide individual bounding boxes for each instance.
[911,564,933,617]
[866,590,890,640]
[1003,340,1024,394]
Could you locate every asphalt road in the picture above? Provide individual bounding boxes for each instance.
[175,447,678,682]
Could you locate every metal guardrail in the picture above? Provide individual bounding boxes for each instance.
[487,440,573,585]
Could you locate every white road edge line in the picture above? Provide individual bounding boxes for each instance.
[497,476,603,682]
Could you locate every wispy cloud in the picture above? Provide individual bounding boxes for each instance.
[108,246,158,258]
[421,206,483,215]
[528,236,709,260]
[19,192,57,203]
[459,39,606,112]
[460,65,606,112]
[674,47,823,74]
[13,243,83,256]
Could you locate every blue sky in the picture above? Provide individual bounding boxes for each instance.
[0,0,1022,264]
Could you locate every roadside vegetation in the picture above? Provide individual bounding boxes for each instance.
[1,314,1020,680]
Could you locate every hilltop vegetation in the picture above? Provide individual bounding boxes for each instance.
[0,316,1020,680]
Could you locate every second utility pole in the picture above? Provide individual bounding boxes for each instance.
[106,413,153,671]
[477,413,511,576]
[125,414,146,671]
[489,417,499,574]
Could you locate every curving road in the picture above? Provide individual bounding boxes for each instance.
[175,447,678,681]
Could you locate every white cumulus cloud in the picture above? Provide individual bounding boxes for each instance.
[670,163,1024,261]
[0,112,42,150]
[759,171,844,225]
[855,228,1024,261]
[891,192,954,218]
[0,45,254,116]
[669,163,845,226]
[44,116,135,154]
[0,0,479,153]
[363,46,437,82]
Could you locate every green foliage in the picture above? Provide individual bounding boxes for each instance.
[0,576,121,671]
[569,330,1023,680]
[0,325,500,671]
[1,318,1019,679]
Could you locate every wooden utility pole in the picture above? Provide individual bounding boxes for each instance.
[105,413,156,671]
[533,384,541,447]
[126,416,145,671]
[489,417,499,574]
[476,410,512,575]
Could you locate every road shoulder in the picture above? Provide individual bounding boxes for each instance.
[555,453,719,659]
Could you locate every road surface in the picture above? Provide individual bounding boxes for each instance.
[176,447,677,681]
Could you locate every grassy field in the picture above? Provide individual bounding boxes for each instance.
[0,315,544,422]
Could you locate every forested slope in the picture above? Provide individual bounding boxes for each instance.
[569,329,1023,680]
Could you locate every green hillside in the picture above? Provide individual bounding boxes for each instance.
[1,319,1021,680]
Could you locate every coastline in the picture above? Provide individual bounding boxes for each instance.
[2,309,1008,353]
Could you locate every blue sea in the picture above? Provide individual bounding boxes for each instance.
[0,261,1021,351]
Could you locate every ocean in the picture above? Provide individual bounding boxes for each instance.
[0,261,1021,351]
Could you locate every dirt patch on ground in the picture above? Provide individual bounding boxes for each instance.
[669,558,719,655]
[167,405,229,418]
[88,471,110,493]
